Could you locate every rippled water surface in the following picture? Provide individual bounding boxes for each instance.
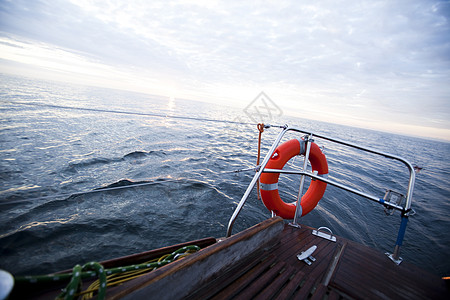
[1,74,449,277]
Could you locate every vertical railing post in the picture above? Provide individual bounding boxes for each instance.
[387,214,409,265]
[226,125,289,237]
[290,134,313,227]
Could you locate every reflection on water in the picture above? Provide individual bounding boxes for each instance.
[168,96,176,111]
[0,214,79,239]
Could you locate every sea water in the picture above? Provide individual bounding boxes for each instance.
[0,73,449,277]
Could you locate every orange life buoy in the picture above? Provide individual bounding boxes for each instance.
[260,138,328,219]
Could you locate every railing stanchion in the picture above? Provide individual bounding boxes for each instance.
[226,125,289,237]
[291,134,313,227]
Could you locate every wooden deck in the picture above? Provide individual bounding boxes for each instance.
[110,217,448,299]
[186,221,447,299]
[14,217,448,299]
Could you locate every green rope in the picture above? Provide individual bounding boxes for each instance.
[59,264,82,300]
[15,245,200,300]
[56,262,107,300]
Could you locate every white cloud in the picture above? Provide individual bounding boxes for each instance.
[0,0,449,140]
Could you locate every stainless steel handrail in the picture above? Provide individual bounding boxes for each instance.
[284,127,416,212]
[262,169,405,211]
[226,125,416,264]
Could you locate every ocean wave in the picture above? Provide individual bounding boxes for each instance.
[123,150,166,159]
[65,150,168,169]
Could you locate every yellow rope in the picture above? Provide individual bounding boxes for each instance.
[79,248,198,299]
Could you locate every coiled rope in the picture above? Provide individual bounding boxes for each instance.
[15,245,200,300]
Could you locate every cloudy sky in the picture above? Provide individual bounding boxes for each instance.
[0,0,449,140]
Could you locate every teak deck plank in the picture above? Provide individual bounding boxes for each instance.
[327,289,342,300]
[310,284,329,300]
[208,255,278,300]
[253,265,296,300]
[329,237,449,299]
[233,261,287,300]
[186,253,275,300]
[274,270,306,300]
[294,275,319,299]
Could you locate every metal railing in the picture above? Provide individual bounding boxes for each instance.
[226,125,416,264]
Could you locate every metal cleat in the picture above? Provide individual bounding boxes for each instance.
[297,245,317,265]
